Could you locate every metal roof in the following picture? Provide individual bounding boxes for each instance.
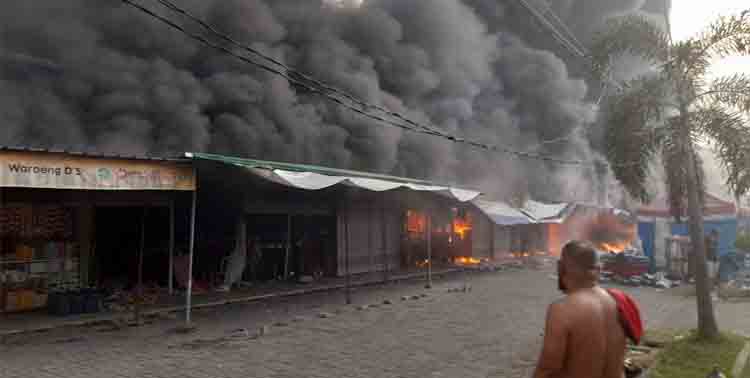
[0,146,189,163]
[186,152,478,190]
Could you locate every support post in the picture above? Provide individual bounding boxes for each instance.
[168,199,175,295]
[345,201,351,304]
[0,188,4,314]
[136,207,147,325]
[284,214,291,280]
[368,201,374,275]
[429,209,434,279]
[381,198,388,284]
[185,190,197,326]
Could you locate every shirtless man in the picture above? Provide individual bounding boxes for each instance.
[533,241,627,378]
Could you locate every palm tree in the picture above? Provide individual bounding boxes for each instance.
[590,11,750,339]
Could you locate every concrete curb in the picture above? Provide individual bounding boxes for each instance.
[1,268,472,338]
[732,341,750,378]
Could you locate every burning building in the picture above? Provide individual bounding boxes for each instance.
[472,199,637,260]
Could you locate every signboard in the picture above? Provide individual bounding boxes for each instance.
[0,151,195,191]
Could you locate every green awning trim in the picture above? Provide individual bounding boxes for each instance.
[187,152,466,188]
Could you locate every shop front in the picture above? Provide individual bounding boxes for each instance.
[0,148,195,318]
[187,153,482,291]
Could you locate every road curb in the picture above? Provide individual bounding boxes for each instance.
[732,341,750,378]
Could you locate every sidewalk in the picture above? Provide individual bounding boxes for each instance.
[0,266,465,337]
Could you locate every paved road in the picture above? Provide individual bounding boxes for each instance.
[0,267,743,378]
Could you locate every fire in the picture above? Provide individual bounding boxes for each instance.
[453,256,482,266]
[583,212,637,255]
[416,259,431,268]
[598,242,630,254]
[453,217,472,240]
[406,210,427,234]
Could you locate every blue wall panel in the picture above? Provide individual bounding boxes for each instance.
[670,218,737,256]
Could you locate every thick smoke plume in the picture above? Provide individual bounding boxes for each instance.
[0,0,666,202]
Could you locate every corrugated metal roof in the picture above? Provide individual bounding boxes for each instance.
[0,146,189,162]
[187,152,477,190]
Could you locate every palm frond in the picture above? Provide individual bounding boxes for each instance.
[694,105,750,197]
[666,41,711,90]
[602,76,670,202]
[590,15,671,80]
[695,73,750,113]
[694,12,750,60]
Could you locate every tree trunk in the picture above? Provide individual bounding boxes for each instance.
[684,141,720,339]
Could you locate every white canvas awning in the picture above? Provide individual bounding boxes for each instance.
[472,200,534,225]
[522,200,571,223]
[189,153,481,202]
[270,170,480,202]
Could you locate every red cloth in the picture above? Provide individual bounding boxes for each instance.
[606,288,644,345]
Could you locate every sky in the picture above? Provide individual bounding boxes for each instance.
[670,0,749,79]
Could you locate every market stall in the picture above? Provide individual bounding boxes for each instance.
[0,148,196,318]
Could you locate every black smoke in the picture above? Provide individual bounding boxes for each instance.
[0,0,666,201]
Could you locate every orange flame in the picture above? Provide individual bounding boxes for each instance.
[598,241,630,253]
[416,259,431,268]
[453,217,472,240]
[406,210,427,234]
[454,256,482,266]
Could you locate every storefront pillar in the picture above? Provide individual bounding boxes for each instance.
[135,207,147,325]
[168,200,175,295]
[381,199,388,283]
[426,209,432,289]
[344,202,351,304]
[185,190,197,326]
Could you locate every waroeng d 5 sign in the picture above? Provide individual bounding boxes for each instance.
[0,150,196,191]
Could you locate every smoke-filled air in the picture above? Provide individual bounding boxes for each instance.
[0,0,669,202]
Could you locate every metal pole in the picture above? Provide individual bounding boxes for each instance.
[0,188,4,314]
[345,202,351,304]
[284,214,291,280]
[185,190,197,326]
[168,199,175,295]
[136,207,147,325]
[429,209,434,277]
[368,202,374,276]
[381,199,388,283]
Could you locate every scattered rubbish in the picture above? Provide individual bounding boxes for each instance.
[706,366,726,378]
[318,312,334,319]
[258,326,269,336]
[53,337,87,344]
[410,295,421,300]
[356,305,369,311]
[228,328,250,338]
[382,299,393,305]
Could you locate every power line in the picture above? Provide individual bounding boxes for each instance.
[121,0,638,168]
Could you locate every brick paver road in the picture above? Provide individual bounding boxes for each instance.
[1,267,743,378]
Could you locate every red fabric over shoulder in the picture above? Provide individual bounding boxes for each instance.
[606,288,644,345]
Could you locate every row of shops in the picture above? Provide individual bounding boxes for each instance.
[1,146,637,324]
[0,148,484,319]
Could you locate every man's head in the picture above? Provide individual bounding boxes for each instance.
[558,240,600,293]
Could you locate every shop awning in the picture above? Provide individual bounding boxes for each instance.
[472,200,534,225]
[521,200,572,224]
[187,152,481,202]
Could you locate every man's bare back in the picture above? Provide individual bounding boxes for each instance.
[564,288,626,378]
[534,241,629,378]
